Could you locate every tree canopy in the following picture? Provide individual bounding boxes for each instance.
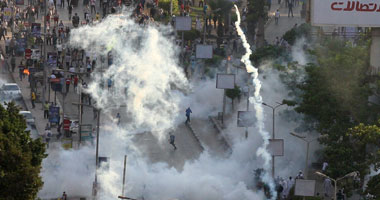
[289,38,380,185]
[0,102,46,200]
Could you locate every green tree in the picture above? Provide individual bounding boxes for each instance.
[0,102,46,200]
[159,0,179,15]
[208,0,234,46]
[246,0,269,47]
[365,174,380,198]
[293,38,375,180]
[226,85,241,110]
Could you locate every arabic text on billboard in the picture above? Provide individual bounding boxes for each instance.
[312,0,380,27]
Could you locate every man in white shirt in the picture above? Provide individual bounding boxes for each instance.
[322,162,328,172]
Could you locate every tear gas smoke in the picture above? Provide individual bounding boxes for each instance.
[234,5,277,199]
[38,13,269,199]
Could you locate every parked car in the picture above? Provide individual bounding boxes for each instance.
[0,83,22,99]
[19,111,35,125]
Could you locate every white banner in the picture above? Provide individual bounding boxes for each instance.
[311,0,380,27]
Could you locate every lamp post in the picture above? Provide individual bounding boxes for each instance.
[290,132,328,179]
[262,102,285,177]
[315,171,359,200]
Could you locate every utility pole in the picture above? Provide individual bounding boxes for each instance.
[262,102,285,177]
[121,155,127,197]
[42,0,47,103]
[94,108,100,196]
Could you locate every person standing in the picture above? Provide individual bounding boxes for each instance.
[45,128,51,148]
[62,191,67,200]
[288,1,293,17]
[116,113,121,125]
[90,0,96,14]
[44,101,49,119]
[185,107,192,123]
[73,75,78,92]
[323,178,332,197]
[322,162,328,172]
[65,76,71,93]
[275,9,280,25]
[31,91,36,108]
[68,4,73,20]
[169,133,177,150]
[107,78,112,91]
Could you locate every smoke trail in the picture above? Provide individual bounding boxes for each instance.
[234,5,277,198]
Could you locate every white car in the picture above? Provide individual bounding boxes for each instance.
[0,83,22,100]
[19,111,35,125]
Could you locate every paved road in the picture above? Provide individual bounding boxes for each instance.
[265,2,305,44]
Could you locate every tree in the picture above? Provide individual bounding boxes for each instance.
[293,38,375,181]
[0,102,46,200]
[365,174,380,198]
[226,85,241,110]
[208,0,234,46]
[246,0,269,48]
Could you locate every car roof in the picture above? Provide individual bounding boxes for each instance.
[19,111,32,114]
[4,83,18,86]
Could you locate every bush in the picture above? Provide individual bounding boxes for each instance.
[226,85,241,100]
[159,0,179,15]
[282,23,312,45]
[205,55,223,65]
[183,29,201,41]
[250,45,285,65]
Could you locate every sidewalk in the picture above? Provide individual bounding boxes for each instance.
[265,2,305,44]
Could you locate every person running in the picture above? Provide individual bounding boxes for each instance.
[185,107,192,123]
[169,133,177,150]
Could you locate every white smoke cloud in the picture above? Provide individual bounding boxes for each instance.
[38,12,269,200]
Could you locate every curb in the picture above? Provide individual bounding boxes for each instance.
[208,116,232,150]
[185,122,205,151]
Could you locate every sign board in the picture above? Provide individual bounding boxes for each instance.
[295,179,316,197]
[47,52,58,68]
[267,139,284,156]
[311,0,380,27]
[175,16,192,31]
[216,74,235,89]
[48,106,60,124]
[31,23,41,37]
[80,124,93,141]
[196,45,213,59]
[237,111,256,127]
[62,138,73,150]
[4,8,12,21]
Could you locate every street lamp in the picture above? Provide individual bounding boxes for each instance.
[315,171,359,200]
[290,132,328,179]
[262,102,285,177]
